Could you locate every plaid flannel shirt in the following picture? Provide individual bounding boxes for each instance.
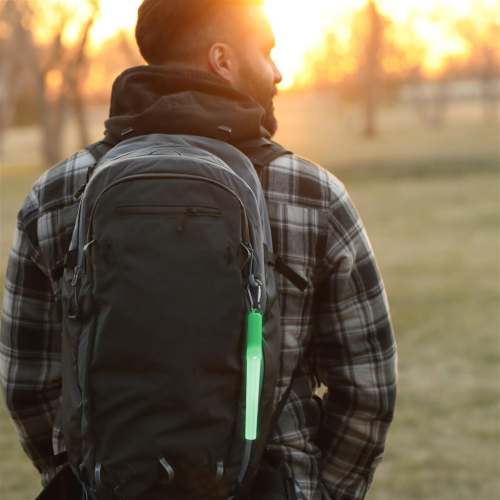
[1,148,397,500]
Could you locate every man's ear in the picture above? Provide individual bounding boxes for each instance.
[208,42,239,85]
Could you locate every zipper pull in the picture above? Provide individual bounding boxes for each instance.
[68,265,81,319]
[74,183,87,200]
[241,243,254,275]
[86,162,97,183]
[177,207,198,233]
[83,240,96,272]
[71,265,81,286]
[74,163,98,200]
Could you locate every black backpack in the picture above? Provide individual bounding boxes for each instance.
[56,134,307,500]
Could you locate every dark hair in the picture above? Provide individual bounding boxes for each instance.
[136,0,264,65]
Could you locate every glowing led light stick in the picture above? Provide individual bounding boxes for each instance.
[245,310,263,441]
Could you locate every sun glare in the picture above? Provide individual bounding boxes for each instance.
[39,0,499,90]
[264,0,499,88]
[91,0,143,46]
[264,0,368,88]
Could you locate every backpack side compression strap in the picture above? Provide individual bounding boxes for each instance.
[241,142,306,291]
[263,244,308,292]
[46,451,68,468]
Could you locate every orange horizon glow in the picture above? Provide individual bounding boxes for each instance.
[265,0,499,88]
[35,0,500,91]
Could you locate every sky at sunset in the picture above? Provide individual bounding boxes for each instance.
[41,0,500,90]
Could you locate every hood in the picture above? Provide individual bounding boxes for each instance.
[104,65,272,145]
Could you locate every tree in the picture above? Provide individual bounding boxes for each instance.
[0,1,38,156]
[454,12,500,123]
[303,1,391,138]
[65,3,101,149]
[362,1,383,138]
[1,0,100,167]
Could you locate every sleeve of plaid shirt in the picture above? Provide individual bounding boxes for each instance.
[0,186,62,486]
[314,178,397,500]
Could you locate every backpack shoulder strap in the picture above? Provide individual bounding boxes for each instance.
[50,135,119,283]
[237,138,292,169]
[86,134,119,163]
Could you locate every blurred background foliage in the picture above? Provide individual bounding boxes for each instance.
[1,0,498,166]
[0,0,499,499]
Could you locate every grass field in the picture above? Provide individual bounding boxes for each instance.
[349,169,499,500]
[0,97,499,499]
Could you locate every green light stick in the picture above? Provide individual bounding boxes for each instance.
[245,310,263,441]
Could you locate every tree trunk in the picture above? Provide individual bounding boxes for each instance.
[73,89,90,148]
[66,10,100,151]
[363,1,383,139]
[364,79,377,138]
[2,0,99,168]
[39,74,67,167]
[0,2,35,160]
[482,48,498,124]
[429,79,448,129]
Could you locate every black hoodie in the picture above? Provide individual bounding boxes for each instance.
[104,65,272,146]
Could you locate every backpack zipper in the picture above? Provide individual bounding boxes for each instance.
[114,205,222,219]
[114,204,223,233]
[176,207,222,233]
[79,151,259,270]
[87,153,259,208]
[85,173,251,270]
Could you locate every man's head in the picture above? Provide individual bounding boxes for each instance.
[135,0,282,135]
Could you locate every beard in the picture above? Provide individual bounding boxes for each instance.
[262,99,278,138]
[238,64,279,137]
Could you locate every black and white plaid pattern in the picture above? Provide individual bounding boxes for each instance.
[1,149,397,500]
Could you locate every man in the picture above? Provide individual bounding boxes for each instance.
[0,1,397,499]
